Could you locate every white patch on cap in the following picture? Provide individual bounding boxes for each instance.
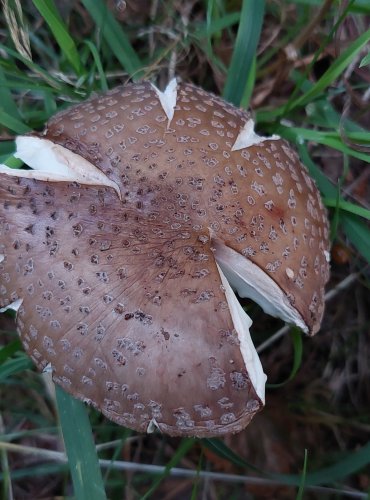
[213,240,308,333]
[0,254,4,263]
[324,250,331,263]
[151,78,178,126]
[216,263,266,403]
[231,119,280,151]
[286,267,294,280]
[0,298,23,313]
[147,418,161,434]
[41,363,56,402]
[42,362,53,374]
[0,136,121,199]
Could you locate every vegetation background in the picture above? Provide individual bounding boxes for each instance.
[0,0,369,498]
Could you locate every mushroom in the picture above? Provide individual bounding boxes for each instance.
[0,79,330,437]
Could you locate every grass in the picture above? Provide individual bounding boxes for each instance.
[0,0,370,498]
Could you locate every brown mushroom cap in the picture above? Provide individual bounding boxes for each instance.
[0,80,330,437]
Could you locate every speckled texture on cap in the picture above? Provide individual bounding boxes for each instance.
[0,80,330,436]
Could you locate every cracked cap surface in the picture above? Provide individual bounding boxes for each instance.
[0,80,330,436]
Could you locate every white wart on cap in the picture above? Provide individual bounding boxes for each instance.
[0,80,330,437]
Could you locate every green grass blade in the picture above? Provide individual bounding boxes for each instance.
[267,328,303,388]
[84,40,108,92]
[223,0,265,106]
[202,438,261,472]
[296,144,337,198]
[297,144,370,258]
[280,1,355,116]
[281,442,370,486]
[0,67,21,119]
[350,0,370,13]
[324,198,370,221]
[0,462,68,482]
[0,339,23,364]
[0,141,14,157]
[304,441,370,486]
[296,450,308,499]
[190,1,230,78]
[341,213,370,264]
[288,28,370,110]
[32,0,84,76]
[278,125,370,164]
[204,438,370,487]
[55,385,107,500]
[190,448,203,500]
[0,109,31,134]
[2,155,23,169]
[240,55,256,108]
[328,184,342,242]
[194,11,240,38]
[141,438,195,500]
[0,356,33,381]
[0,414,12,500]
[360,51,370,67]
[81,0,143,78]
[0,43,76,95]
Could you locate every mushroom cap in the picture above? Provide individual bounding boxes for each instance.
[0,80,330,436]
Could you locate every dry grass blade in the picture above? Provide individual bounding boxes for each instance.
[1,0,31,60]
[0,441,367,499]
[0,414,14,500]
